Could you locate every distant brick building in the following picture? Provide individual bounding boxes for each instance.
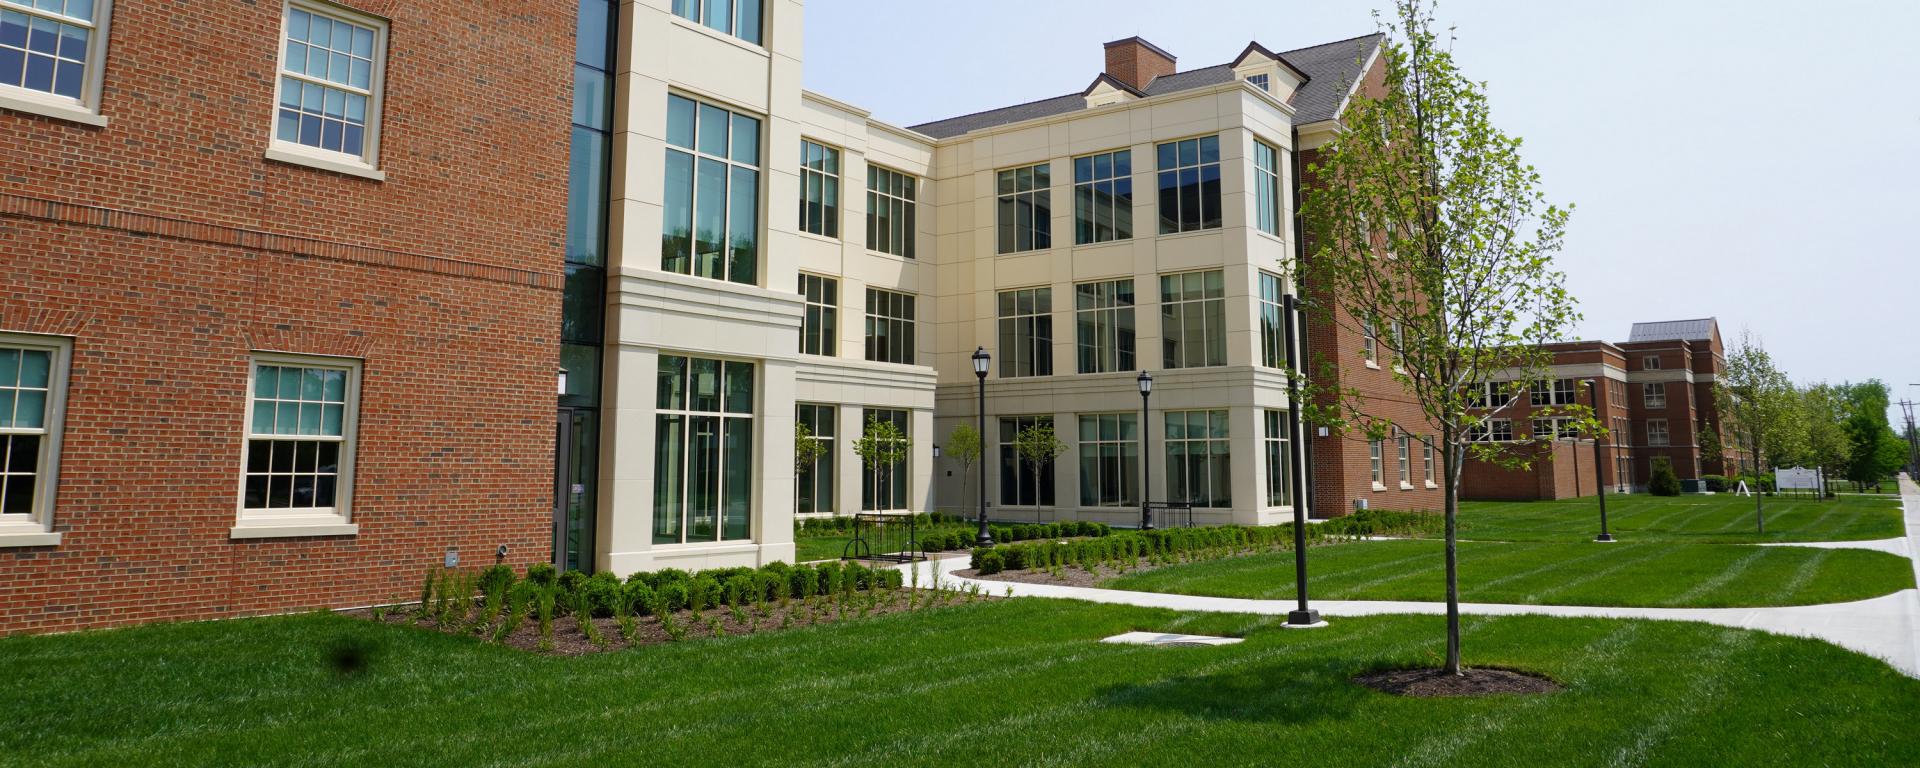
[1460,318,1738,501]
[0,1,574,634]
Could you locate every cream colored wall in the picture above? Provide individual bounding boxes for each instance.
[925,81,1306,526]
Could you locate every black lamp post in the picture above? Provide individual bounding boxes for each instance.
[1282,292,1322,628]
[972,347,993,547]
[1588,379,1615,542]
[1138,370,1153,530]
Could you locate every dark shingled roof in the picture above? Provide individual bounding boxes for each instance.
[907,34,1381,139]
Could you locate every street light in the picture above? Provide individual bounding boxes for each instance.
[1282,292,1322,629]
[972,347,993,547]
[1137,370,1154,530]
[1587,379,1615,542]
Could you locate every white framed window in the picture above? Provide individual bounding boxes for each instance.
[794,403,834,514]
[1361,318,1378,364]
[798,139,839,238]
[663,93,762,285]
[1159,270,1225,369]
[0,333,70,547]
[996,286,1052,378]
[669,0,761,45]
[1368,439,1383,487]
[1643,355,1661,370]
[1165,410,1230,507]
[867,165,916,258]
[1079,413,1139,507]
[1422,437,1435,486]
[268,0,388,179]
[1643,381,1666,409]
[797,273,837,357]
[1073,149,1133,245]
[1396,435,1411,487]
[235,352,361,538]
[1076,279,1135,374]
[0,0,111,125]
[1156,135,1222,233]
[654,355,757,542]
[1470,418,1513,443]
[1246,73,1270,92]
[1262,410,1291,507]
[1252,140,1282,235]
[996,162,1051,253]
[1646,418,1670,446]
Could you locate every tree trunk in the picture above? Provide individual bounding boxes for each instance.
[1753,436,1765,535]
[1442,440,1462,675]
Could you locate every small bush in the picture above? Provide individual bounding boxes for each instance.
[723,574,755,608]
[789,564,817,599]
[582,572,622,617]
[817,561,844,595]
[658,582,690,612]
[977,549,1005,575]
[526,562,557,587]
[689,576,719,613]
[621,580,656,616]
[478,564,516,598]
[1649,456,1681,496]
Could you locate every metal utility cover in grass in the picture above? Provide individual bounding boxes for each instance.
[1101,632,1242,648]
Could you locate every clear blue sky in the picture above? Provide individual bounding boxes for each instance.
[803,0,1920,427]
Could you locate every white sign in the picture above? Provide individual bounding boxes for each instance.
[1776,466,1823,491]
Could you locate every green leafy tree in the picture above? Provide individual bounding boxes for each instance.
[1648,456,1681,497]
[852,417,912,511]
[1012,421,1069,499]
[1717,330,1798,532]
[945,424,984,511]
[1299,0,1586,675]
[1841,380,1903,487]
[1799,383,1850,490]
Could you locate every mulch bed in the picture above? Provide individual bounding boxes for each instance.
[348,586,992,656]
[1354,667,1562,697]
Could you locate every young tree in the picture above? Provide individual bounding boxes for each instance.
[1299,0,1584,675]
[1800,383,1850,492]
[1841,380,1903,488]
[1012,421,1068,505]
[852,417,912,512]
[1717,330,1798,532]
[945,424,984,510]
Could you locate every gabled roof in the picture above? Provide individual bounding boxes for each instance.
[906,33,1382,139]
[1230,42,1310,82]
[1081,72,1145,98]
[1627,318,1719,343]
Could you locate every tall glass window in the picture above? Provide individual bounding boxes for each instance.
[0,0,109,110]
[663,94,761,285]
[798,139,839,238]
[243,357,357,520]
[1079,413,1138,507]
[861,408,909,511]
[864,288,915,364]
[273,2,384,163]
[998,415,1055,507]
[996,287,1052,378]
[996,163,1051,253]
[795,403,834,514]
[1369,439,1383,485]
[1259,272,1285,368]
[1253,140,1282,235]
[867,166,916,258]
[1263,410,1292,507]
[0,338,65,530]
[1397,435,1412,486]
[653,355,754,544]
[1073,149,1132,244]
[1075,279,1135,374]
[798,274,837,357]
[1156,135,1221,234]
[1160,270,1226,369]
[1166,410,1229,507]
[669,0,760,45]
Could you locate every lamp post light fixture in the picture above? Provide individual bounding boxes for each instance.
[1587,379,1615,542]
[972,347,993,547]
[1281,292,1322,628]
[1138,370,1153,531]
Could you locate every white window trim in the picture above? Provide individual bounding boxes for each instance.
[264,0,388,181]
[0,332,71,547]
[1368,439,1384,490]
[231,351,362,539]
[797,138,841,239]
[0,0,112,126]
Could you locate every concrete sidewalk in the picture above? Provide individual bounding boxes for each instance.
[905,482,1920,677]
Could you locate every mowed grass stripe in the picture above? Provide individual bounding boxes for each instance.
[1448,493,1901,543]
[1101,539,1914,608]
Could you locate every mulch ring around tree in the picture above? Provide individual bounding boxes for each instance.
[1354,667,1563,698]
[347,587,994,657]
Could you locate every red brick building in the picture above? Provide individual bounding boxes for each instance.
[1459,319,1738,501]
[0,1,574,634]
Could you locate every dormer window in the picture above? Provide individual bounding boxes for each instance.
[1247,73,1270,92]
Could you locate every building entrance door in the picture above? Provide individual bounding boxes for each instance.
[554,407,597,572]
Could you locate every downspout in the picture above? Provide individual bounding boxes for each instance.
[1290,125,1317,519]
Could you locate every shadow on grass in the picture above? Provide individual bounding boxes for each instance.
[1090,653,1373,724]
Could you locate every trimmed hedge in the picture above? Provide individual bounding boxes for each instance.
[919,520,1112,552]
[967,510,1440,575]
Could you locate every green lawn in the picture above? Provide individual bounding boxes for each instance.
[1101,539,1916,608]
[1452,493,1903,543]
[3,602,1917,767]
[794,522,975,562]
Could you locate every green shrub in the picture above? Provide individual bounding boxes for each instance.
[878,569,904,589]
[688,576,718,613]
[658,582,690,612]
[557,569,588,597]
[526,562,557,587]
[977,549,1005,575]
[817,561,844,595]
[1649,456,1681,496]
[582,572,622,617]
[621,581,656,616]
[723,574,755,608]
[789,564,817,599]
[478,564,515,598]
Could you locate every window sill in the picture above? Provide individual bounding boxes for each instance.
[666,16,770,56]
[265,146,386,182]
[230,521,359,539]
[0,91,107,127]
[0,530,61,548]
[1425,481,1438,489]
[1371,483,1387,491]
[795,230,842,246]
[1364,360,1380,370]
[1399,483,1415,491]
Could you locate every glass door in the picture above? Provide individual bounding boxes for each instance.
[554,407,598,571]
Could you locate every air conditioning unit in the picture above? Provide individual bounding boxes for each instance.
[1354,498,1370,512]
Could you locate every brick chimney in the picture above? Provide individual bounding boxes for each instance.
[1103,37,1176,91]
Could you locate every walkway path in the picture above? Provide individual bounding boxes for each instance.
[904,480,1920,677]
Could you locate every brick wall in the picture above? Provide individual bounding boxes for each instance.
[1462,440,1598,501]
[0,0,573,635]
